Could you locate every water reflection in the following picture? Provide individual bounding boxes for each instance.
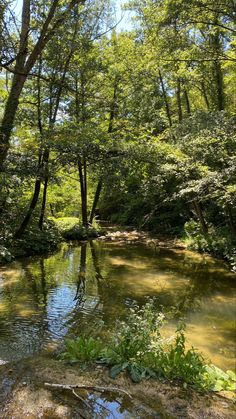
[0,241,235,370]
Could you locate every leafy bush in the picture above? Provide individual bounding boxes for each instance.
[184,220,236,271]
[52,217,100,240]
[12,220,61,256]
[61,301,236,390]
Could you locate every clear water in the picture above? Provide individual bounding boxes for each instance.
[0,240,235,370]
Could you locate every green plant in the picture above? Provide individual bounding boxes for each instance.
[61,336,104,366]
[60,301,236,390]
[202,365,236,392]
[52,217,100,240]
[184,220,236,271]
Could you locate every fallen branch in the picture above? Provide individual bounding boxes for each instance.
[44,382,132,399]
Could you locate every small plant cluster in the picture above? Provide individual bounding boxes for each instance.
[61,301,236,390]
[184,220,236,272]
[52,217,100,240]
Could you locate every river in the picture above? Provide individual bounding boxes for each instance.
[0,239,235,371]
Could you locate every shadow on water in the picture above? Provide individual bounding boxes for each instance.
[0,240,235,369]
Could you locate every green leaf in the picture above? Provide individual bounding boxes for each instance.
[129,365,142,383]
[109,364,124,379]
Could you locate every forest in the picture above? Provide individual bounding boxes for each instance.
[0,0,235,266]
[0,1,235,418]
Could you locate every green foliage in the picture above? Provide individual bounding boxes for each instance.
[52,217,100,240]
[203,366,236,392]
[184,220,236,271]
[11,220,61,257]
[61,336,104,366]
[61,301,235,390]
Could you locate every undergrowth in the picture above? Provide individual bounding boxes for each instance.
[184,220,236,272]
[61,301,236,391]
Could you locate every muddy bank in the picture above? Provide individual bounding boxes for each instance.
[0,357,235,418]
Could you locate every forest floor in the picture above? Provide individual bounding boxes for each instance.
[0,357,235,419]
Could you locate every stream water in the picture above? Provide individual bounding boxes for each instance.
[0,239,235,371]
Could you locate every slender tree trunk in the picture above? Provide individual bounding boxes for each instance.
[38,177,48,230]
[14,176,42,239]
[159,70,172,126]
[214,59,224,111]
[75,242,87,301]
[90,241,103,280]
[89,178,103,224]
[176,78,183,122]
[212,25,225,111]
[38,148,50,230]
[89,78,118,224]
[78,159,88,227]
[201,80,210,110]
[184,87,191,115]
[226,205,236,238]
[193,200,208,234]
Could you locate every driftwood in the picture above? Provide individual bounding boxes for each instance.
[44,382,132,398]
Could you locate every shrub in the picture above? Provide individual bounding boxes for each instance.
[184,220,236,271]
[52,217,100,240]
[12,220,61,256]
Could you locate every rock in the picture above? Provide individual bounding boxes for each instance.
[0,246,13,263]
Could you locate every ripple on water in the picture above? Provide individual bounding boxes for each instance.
[0,241,235,370]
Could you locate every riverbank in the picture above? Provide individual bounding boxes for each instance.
[0,357,235,419]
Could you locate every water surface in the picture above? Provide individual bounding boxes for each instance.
[0,240,235,370]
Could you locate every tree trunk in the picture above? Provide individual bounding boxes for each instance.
[201,80,210,110]
[184,87,191,115]
[226,205,236,238]
[159,70,172,127]
[89,178,103,224]
[78,159,88,227]
[90,241,103,281]
[89,77,118,224]
[0,73,27,169]
[75,242,87,301]
[39,176,49,231]
[14,177,41,239]
[214,59,224,111]
[176,78,183,122]
[193,200,208,234]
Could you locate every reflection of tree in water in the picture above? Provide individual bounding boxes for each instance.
[90,241,103,281]
[74,242,87,304]
[69,241,106,336]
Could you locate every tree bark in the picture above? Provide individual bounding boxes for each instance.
[89,178,103,224]
[176,78,183,122]
[14,175,42,239]
[201,80,210,110]
[159,70,172,127]
[38,177,48,230]
[193,200,208,234]
[78,159,88,227]
[226,204,236,238]
[184,87,191,115]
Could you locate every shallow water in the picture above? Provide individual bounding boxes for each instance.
[0,240,235,370]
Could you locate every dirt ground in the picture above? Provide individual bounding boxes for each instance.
[0,357,235,419]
